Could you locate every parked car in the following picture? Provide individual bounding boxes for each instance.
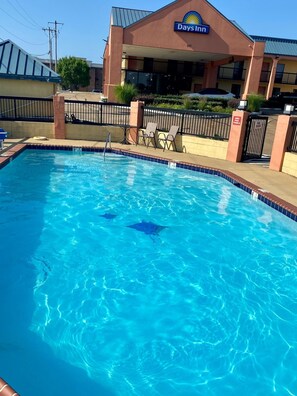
[266,92,297,108]
[184,88,236,100]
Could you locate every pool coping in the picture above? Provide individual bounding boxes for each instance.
[1,142,297,222]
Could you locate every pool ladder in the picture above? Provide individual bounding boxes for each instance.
[103,132,111,161]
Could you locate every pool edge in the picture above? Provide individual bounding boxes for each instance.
[2,143,297,223]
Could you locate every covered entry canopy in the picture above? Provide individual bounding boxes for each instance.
[104,0,265,101]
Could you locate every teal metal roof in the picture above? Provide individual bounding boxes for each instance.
[251,35,297,57]
[0,40,61,83]
[111,7,153,28]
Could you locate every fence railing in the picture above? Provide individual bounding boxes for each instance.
[143,107,232,140]
[288,121,297,153]
[260,71,297,85]
[65,100,130,126]
[218,66,246,81]
[0,96,54,122]
[0,96,232,140]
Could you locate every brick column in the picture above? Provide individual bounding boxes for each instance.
[226,110,250,162]
[242,41,265,99]
[53,95,66,139]
[203,62,218,89]
[129,101,144,145]
[266,57,279,100]
[105,26,123,102]
[269,115,297,171]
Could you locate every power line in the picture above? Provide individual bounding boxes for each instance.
[0,5,40,31]
[5,0,42,29]
[0,24,47,46]
[31,52,49,57]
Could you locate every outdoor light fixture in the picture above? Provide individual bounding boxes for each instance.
[283,104,295,115]
[237,100,248,111]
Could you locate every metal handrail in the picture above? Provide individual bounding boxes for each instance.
[103,132,111,161]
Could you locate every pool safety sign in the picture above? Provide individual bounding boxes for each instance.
[254,120,264,129]
[233,116,242,126]
[174,11,210,34]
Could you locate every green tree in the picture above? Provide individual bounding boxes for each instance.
[57,56,90,91]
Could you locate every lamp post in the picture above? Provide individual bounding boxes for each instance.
[283,104,295,115]
[237,100,248,111]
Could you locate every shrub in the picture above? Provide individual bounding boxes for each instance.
[183,97,193,109]
[134,94,155,105]
[154,103,184,110]
[197,98,208,111]
[227,98,240,109]
[247,93,265,112]
[211,105,225,113]
[114,83,138,104]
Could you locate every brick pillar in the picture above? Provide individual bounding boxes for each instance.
[129,101,144,145]
[105,26,123,102]
[53,95,66,139]
[266,58,279,100]
[203,62,218,89]
[226,110,250,162]
[242,41,265,99]
[269,115,297,171]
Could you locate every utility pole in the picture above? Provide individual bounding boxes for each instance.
[48,20,63,72]
[43,27,54,70]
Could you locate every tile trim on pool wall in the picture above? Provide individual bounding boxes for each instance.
[2,143,297,222]
[0,143,26,169]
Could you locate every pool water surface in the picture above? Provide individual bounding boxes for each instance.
[0,149,297,395]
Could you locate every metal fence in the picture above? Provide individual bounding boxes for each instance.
[65,100,130,126]
[0,96,232,141]
[288,121,297,153]
[0,96,54,122]
[143,107,232,140]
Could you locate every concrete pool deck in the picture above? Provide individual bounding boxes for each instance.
[2,137,297,210]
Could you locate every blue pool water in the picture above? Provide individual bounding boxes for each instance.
[1,149,297,395]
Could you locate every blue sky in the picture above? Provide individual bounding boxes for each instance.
[0,0,296,63]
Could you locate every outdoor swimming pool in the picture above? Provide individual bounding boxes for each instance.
[1,149,297,395]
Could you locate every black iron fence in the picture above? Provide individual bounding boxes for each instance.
[65,100,130,126]
[0,96,53,122]
[143,107,232,140]
[0,96,232,140]
[288,121,297,153]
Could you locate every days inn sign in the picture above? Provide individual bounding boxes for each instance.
[174,11,210,34]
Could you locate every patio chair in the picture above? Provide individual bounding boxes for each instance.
[159,125,179,151]
[138,122,157,148]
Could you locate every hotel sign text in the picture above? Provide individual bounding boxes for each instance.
[174,11,210,35]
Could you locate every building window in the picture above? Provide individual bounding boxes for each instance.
[184,61,193,75]
[195,63,205,77]
[275,64,285,84]
[168,60,177,74]
[143,58,153,72]
[260,62,270,82]
[231,84,241,98]
[233,61,244,80]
